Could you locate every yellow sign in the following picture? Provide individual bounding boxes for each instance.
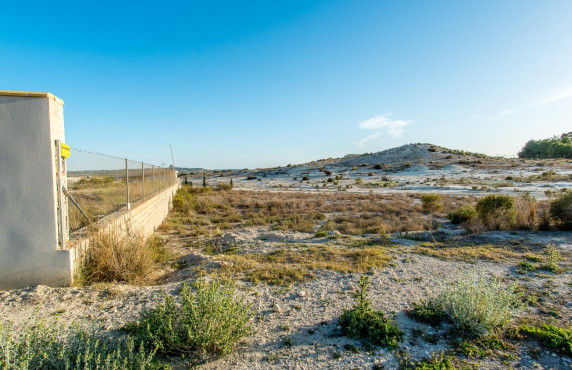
[61,144,70,158]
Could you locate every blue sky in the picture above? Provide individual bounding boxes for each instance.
[1,1,571,168]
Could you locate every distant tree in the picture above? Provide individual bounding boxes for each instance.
[518,132,572,159]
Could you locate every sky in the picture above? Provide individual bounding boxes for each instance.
[1,0,571,169]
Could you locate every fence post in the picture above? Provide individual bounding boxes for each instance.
[142,162,145,201]
[126,158,130,210]
[56,140,65,250]
[152,165,155,194]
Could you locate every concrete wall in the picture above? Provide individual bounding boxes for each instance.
[68,182,179,278]
[0,92,72,290]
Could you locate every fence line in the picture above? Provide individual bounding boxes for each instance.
[64,147,177,233]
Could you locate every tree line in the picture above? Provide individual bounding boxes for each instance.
[518,132,572,159]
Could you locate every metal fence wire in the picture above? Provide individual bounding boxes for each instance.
[65,147,177,232]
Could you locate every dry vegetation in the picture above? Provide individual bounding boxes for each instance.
[160,185,478,237]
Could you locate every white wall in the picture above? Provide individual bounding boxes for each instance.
[0,92,72,290]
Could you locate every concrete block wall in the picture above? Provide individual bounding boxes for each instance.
[68,182,179,277]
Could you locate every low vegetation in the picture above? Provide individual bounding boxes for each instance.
[410,270,523,337]
[339,276,403,348]
[0,319,163,369]
[448,203,477,224]
[520,324,572,356]
[125,280,254,362]
[210,245,391,286]
[76,229,173,285]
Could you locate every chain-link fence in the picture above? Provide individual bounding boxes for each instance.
[66,147,177,232]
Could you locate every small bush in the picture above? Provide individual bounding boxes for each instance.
[549,192,572,230]
[542,244,562,273]
[420,194,444,212]
[339,276,403,348]
[126,280,254,361]
[520,324,572,356]
[448,204,477,224]
[476,195,516,230]
[77,229,157,285]
[408,299,444,326]
[431,270,523,336]
[0,319,162,369]
[519,261,535,272]
[314,231,328,238]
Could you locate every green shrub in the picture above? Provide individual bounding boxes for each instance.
[0,319,163,369]
[339,276,403,348]
[314,231,328,238]
[549,192,572,230]
[172,194,184,212]
[520,324,571,356]
[448,204,477,224]
[432,270,523,336]
[542,244,562,273]
[125,280,254,361]
[476,195,516,230]
[518,261,535,272]
[420,194,444,212]
[408,299,444,326]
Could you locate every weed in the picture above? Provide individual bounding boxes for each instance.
[519,261,535,272]
[125,280,254,361]
[520,324,571,356]
[339,276,403,348]
[431,270,523,336]
[408,300,444,326]
[265,353,279,363]
[76,229,158,285]
[314,231,328,238]
[282,337,293,347]
[0,318,163,369]
[542,244,562,273]
[343,343,360,353]
[332,352,342,359]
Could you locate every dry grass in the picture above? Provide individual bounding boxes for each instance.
[163,186,475,236]
[76,229,173,285]
[413,242,531,263]
[207,245,391,285]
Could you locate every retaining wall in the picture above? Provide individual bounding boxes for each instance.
[68,182,179,276]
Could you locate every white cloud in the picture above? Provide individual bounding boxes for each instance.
[355,132,380,146]
[358,115,412,137]
[536,86,572,105]
[489,85,572,120]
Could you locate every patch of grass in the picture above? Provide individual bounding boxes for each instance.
[124,280,254,362]
[75,229,158,285]
[343,343,360,353]
[413,243,525,263]
[339,276,403,349]
[211,246,391,286]
[0,318,164,369]
[520,324,572,356]
[314,231,328,238]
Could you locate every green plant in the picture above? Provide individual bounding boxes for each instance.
[542,244,562,273]
[339,276,403,348]
[0,318,163,369]
[448,204,477,224]
[314,231,328,238]
[519,261,535,272]
[432,270,523,336]
[549,192,572,230]
[420,194,444,212]
[125,280,255,361]
[202,171,207,188]
[408,299,444,325]
[520,324,571,356]
[476,194,516,230]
